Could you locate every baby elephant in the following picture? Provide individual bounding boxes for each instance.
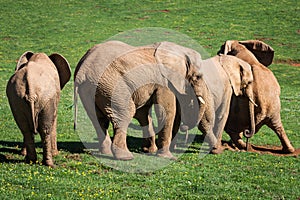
[6,51,71,167]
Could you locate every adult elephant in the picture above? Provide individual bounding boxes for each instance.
[189,54,255,154]
[6,51,71,167]
[219,40,295,153]
[74,41,204,160]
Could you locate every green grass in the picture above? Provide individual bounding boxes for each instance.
[0,0,299,199]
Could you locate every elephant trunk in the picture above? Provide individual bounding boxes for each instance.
[243,87,256,139]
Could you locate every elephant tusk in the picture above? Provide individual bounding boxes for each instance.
[249,97,258,107]
[198,96,205,104]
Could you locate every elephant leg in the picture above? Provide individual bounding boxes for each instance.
[95,106,113,155]
[38,104,56,167]
[229,132,247,150]
[111,127,133,160]
[10,101,36,162]
[135,106,157,153]
[155,88,176,159]
[210,106,230,154]
[110,101,135,160]
[50,116,59,156]
[23,131,37,164]
[79,90,112,155]
[267,117,295,153]
[170,105,180,151]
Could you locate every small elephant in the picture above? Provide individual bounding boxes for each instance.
[6,51,71,167]
[190,54,255,154]
[219,40,295,153]
[74,41,203,160]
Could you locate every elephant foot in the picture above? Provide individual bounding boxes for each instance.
[42,159,55,168]
[111,145,133,160]
[210,147,224,154]
[99,146,113,155]
[25,156,37,165]
[99,138,113,155]
[169,143,177,152]
[156,149,177,160]
[20,147,27,156]
[52,149,59,157]
[143,145,158,154]
[233,141,247,150]
[282,146,295,154]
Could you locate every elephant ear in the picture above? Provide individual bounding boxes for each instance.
[49,53,71,89]
[239,40,274,67]
[16,51,34,71]
[154,42,191,95]
[220,55,252,96]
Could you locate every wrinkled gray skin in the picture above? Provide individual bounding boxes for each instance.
[188,54,255,154]
[74,41,202,160]
[6,52,71,167]
[219,40,295,153]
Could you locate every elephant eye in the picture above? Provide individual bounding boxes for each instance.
[194,74,202,81]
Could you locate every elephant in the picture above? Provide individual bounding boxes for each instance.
[6,51,71,167]
[218,40,295,153]
[74,40,204,160]
[74,40,163,154]
[186,54,255,154]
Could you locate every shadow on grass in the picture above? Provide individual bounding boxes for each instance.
[0,140,87,164]
[0,134,207,163]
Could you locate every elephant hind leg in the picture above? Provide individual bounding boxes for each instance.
[37,101,58,167]
[267,118,295,153]
[155,88,176,160]
[229,132,247,150]
[95,106,112,155]
[13,109,37,163]
[135,106,158,153]
[23,131,37,164]
[111,128,133,160]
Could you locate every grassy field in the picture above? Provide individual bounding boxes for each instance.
[0,0,299,199]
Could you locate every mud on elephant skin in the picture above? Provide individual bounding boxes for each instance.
[6,51,71,167]
[219,40,295,153]
[74,41,204,161]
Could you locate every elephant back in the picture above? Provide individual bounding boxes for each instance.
[74,41,135,85]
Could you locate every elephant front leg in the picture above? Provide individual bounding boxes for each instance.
[111,128,133,160]
[135,107,158,153]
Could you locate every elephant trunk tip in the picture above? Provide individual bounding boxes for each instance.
[243,129,254,138]
[180,125,189,132]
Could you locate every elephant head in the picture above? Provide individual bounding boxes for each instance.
[218,40,275,138]
[217,55,256,139]
[16,51,71,89]
[154,41,203,129]
[218,40,274,67]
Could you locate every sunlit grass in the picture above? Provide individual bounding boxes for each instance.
[0,0,299,199]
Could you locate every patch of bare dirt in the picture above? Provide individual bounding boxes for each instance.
[222,141,300,157]
[274,59,300,67]
[248,145,300,157]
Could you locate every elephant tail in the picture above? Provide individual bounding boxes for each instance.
[73,84,78,130]
[28,95,38,135]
